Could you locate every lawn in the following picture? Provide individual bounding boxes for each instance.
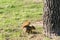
[0,0,45,40]
[0,0,43,28]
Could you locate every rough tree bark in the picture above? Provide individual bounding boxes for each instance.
[43,0,60,38]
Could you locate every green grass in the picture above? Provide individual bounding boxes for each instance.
[0,0,43,27]
[0,0,44,40]
[44,37,51,40]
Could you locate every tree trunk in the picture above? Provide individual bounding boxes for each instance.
[43,0,60,38]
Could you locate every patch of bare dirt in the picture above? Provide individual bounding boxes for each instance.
[31,21,43,27]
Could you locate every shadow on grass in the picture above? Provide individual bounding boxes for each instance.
[31,31,41,34]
